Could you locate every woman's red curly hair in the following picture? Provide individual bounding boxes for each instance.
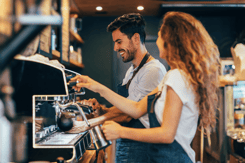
[160,11,220,132]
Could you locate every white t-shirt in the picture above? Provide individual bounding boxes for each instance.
[154,69,199,163]
[122,59,167,128]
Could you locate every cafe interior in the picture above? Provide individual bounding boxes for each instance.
[0,0,245,162]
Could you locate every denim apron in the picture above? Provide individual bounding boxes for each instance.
[147,92,193,163]
[115,53,150,163]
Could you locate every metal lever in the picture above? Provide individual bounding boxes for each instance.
[67,80,78,87]
[66,75,75,82]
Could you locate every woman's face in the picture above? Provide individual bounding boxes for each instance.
[156,31,165,59]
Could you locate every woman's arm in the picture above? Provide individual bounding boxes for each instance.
[102,86,183,144]
[70,75,158,119]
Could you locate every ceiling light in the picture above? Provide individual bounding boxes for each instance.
[137,6,144,11]
[96,6,103,11]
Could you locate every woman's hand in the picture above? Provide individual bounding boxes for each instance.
[102,121,124,140]
[70,75,103,93]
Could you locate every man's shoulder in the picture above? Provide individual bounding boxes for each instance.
[146,59,165,68]
[142,59,166,73]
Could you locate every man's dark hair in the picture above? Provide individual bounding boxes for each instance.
[107,13,146,44]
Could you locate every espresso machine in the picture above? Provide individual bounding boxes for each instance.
[10,56,111,162]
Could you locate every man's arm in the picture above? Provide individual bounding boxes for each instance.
[96,105,132,123]
[79,98,133,123]
[67,102,133,133]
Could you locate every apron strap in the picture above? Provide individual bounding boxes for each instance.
[150,91,162,113]
[126,52,150,89]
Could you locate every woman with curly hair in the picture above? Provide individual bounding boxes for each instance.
[70,11,220,163]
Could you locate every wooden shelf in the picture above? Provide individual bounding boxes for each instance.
[70,0,81,14]
[48,1,84,69]
[70,59,84,68]
[52,50,84,68]
[70,29,84,44]
[52,49,60,58]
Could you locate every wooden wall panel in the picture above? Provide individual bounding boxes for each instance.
[39,0,51,53]
[62,0,70,62]
[0,0,12,45]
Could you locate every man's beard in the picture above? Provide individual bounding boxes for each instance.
[122,50,135,63]
[122,44,137,63]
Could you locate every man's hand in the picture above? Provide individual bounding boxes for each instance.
[102,121,124,140]
[65,120,90,133]
[70,75,103,93]
[80,98,100,112]
[80,98,108,116]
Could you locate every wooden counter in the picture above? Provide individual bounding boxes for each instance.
[78,149,106,163]
[78,150,96,163]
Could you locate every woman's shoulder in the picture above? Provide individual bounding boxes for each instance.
[167,69,182,74]
[164,69,195,104]
[165,69,190,89]
[166,69,185,79]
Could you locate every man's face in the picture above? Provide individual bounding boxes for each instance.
[112,29,137,63]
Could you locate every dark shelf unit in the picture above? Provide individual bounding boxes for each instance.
[36,0,84,69]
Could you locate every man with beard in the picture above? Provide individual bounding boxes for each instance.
[69,13,166,162]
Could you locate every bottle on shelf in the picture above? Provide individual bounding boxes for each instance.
[51,29,57,50]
